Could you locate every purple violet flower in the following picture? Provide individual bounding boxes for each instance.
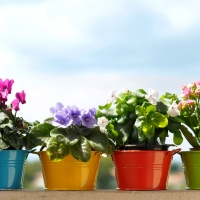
[67,105,81,125]
[81,110,97,128]
[52,113,72,128]
[50,102,64,116]
[89,108,96,116]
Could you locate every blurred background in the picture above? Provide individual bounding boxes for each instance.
[1,0,199,189]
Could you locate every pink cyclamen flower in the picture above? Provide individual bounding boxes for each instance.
[16,90,26,104]
[4,79,14,94]
[12,99,20,111]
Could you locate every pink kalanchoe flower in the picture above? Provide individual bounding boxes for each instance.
[182,87,191,98]
[181,84,187,90]
[16,90,26,104]
[195,86,200,95]
[178,100,195,110]
[4,79,14,94]
[196,81,200,86]
[12,99,20,111]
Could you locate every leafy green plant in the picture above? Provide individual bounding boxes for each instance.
[29,103,110,162]
[96,88,183,150]
[177,81,200,148]
[0,78,38,151]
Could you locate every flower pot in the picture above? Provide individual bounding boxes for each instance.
[0,150,28,190]
[112,148,180,190]
[179,150,200,189]
[35,151,100,190]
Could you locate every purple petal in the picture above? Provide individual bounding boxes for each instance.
[81,112,97,128]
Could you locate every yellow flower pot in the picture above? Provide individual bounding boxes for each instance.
[36,151,100,190]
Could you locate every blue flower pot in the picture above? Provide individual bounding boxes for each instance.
[0,150,28,189]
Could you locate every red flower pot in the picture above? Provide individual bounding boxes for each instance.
[112,149,180,190]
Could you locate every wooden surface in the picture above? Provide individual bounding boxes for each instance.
[0,190,199,200]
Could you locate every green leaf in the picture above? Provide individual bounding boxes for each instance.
[0,139,9,150]
[167,117,181,132]
[126,96,137,104]
[87,129,108,152]
[173,130,183,145]
[180,125,199,148]
[0,122,13,129]
[78,127,92,136]
[145,124,155,139]
[134,117,143,128]
[50,128,80,146]
[23,133,43,150]
[50,128,68,137]
[99,102,112,110]
[117,113,127,123]
[46,135,70,162]
[152,112,168,128]
[30,122,54,137]
[44,117,54,123]
[65,128,80,145]
[141,117,153,134]
[135,105,145,116]
[135,89,147,96]
[156,102,168,113]
[119,118,134,143]
[145,104,156,113]
[4,133,23,149]
[105,139,115,155]
[70,137,91,162]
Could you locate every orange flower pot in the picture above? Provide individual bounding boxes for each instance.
[112,149,180,190]
[35,151,100,190]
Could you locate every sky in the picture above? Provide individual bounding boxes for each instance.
[1,0,200,162]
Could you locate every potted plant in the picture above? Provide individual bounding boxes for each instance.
[0,78,36,189]
[29,102,110,190]
[177,80,200,189]
[96,88,181,190]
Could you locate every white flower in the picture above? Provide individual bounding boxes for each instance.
[146,88,159,105]
[107,90,117,103]
[167,101,180,117]
[97,117,109,133]
[121,88,128,94]
[0,112,8,123]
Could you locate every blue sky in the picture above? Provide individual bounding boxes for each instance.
[1,0,200,161]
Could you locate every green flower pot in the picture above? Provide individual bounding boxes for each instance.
[180,151,200,189]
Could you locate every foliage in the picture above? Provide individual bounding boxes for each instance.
[29,103,110,162]
[96,88,183,150]
[0,78,38,150]
[177,81,200,148]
